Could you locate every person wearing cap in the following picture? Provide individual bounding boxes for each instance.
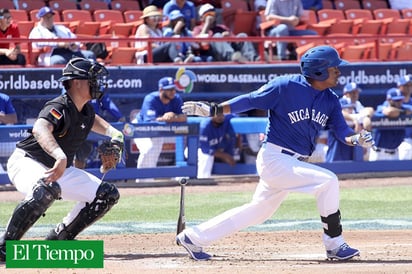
[132,76,187,180]
[264,0,318,60]
[177,45,374,261]
[369,88,412,161]
[0,57,123,261]
[326,82,374,162]
[197,113,239,178]
[396,75,412,160]
[163,10,199,62]
[0,8,26,66]
[135,5,186,64]
[192,3,259,62]
[163,0,197,30]
[28,6,95,66]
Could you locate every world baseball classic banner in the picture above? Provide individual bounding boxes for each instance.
[0,62,410,99]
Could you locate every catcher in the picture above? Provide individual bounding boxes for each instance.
[0,57,123,261]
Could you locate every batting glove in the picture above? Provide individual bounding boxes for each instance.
[351,129,375,148]
[182,101,223,116]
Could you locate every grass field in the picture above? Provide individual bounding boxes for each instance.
[1,185,411,227]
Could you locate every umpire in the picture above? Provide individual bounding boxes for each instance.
[0,57,124,261]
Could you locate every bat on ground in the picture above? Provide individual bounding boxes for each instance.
[176,178,188,244]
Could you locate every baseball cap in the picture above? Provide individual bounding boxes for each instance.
[386,88,404,101]
[169,10,184,21]
[199,3,215,17]
[339,97,355,108]
[397,75,412,86]
[37,6,55,18]
[158,77,176,90]
[343,82,362,93]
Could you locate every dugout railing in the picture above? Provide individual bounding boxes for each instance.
[0,117,412,185]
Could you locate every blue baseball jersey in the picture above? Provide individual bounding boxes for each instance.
[372,103,411,149]
[402,97,412,138]
[0,93,17,120]
[163,0,196,29]
[199,114,236,156]
[137,91,184,122]
[227,74,353,156]
[90,94,123,121]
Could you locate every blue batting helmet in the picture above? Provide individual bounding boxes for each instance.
[300,45,348,81]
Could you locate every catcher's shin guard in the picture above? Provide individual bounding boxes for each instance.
[321,210,342,238]
[46,182,119,240]
[0,179,61,247]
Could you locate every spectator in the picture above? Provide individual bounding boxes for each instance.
[163,10,201,62]
[197,113,239,178]
[193,3,259,62]
[369,88,412,161]
[193,0,223,24]
[264,0,318,60]
[132,77,187,181]
[28,6,95,66]
[134,5,185,64]
[388,0,412,9]
[74,94,126,169]
[326,83,374,162]
[163,0,197,30]
[301,0,323,11]
[0,8,26,66]
[0,92,18,173]
[254,0,267,30]
[149,0,169,8]
[396,75,412,160]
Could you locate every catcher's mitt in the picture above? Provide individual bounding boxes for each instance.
[98,140,123,173]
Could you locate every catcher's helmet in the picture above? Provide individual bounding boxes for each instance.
[59,57,109,99]
[300,45,348,81]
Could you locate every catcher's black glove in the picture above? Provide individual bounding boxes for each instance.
[98,140,123,173]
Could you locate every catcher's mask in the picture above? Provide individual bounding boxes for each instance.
[59,57,109,100]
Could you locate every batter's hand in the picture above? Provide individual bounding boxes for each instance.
[353,129,375,148]
[182,101,211,116]
[182,101,223,116]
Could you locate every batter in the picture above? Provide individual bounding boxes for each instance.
[178,45,375,261]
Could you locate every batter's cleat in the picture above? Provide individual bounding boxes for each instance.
[326,243,360,260]
[176,233,211,261]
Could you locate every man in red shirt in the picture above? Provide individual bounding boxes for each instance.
[0,8,26,66]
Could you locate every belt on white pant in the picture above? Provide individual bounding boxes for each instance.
[265,143,309,162]
[375,147,397,155]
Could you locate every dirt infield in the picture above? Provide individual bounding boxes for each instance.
[1,176,412,273]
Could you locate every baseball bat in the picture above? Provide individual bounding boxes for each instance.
[176,178,188,243]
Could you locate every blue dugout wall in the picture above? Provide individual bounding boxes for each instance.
[0,62,411,183]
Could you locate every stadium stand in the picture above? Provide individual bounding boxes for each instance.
[79,0,110,12]
[111,0,141,12]
[334,0,362,10]
[48,0,79,11]
[9,9,29,22]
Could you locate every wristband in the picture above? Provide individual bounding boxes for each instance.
[105,125,118,137]
[210,103,223,116]
[350,134,359,146]
[106,125,124,143]
[51,147,67,160]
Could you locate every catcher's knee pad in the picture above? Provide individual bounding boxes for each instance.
[321,210,342,238]
[47,182,119,240]
[3,179,61,241]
